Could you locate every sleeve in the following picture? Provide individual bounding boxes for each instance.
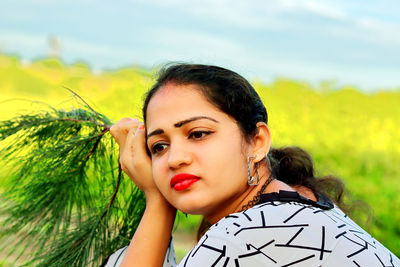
[104,238,177,267]
[103,246,128,267]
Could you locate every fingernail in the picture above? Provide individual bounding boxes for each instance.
[138,124,145,130]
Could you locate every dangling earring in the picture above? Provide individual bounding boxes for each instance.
[247,156,259,186]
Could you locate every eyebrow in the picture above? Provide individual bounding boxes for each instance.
[147,116,219,138]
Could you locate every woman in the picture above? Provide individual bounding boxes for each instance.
[105,64,399,266]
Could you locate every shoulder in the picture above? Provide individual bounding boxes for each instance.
[180,202,324,266]
[180,201,400,266]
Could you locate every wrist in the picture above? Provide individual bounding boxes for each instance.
[145,191,175,211]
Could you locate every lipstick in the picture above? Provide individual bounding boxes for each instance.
[170,173,200,191]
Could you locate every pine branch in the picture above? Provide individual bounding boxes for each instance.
[63,86,110,128]
[0,98,146,266]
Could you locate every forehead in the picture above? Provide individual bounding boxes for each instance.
[146,83,230,127]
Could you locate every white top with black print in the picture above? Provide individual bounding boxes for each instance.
[105,190,399,267]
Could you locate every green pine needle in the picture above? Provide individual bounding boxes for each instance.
[0,96,146,266]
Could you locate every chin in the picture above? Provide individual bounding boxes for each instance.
[173,198,208,215]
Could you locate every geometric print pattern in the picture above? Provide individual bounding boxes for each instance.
[178,193,400,266]
[105,191,399,267]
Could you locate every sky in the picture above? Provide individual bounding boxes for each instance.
[1,0,399,91]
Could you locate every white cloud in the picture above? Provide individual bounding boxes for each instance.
[1,31,122,56]
[153,27,245,56]
[134,0,400,48]
[0,32,47,50]
[295,1,346,20]
[354,18,400,46]
[133,0,348,29]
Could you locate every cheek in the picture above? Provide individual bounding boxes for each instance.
[198,138,248,183]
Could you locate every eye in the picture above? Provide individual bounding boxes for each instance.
[188,130,213,140]
[151,143,168,154]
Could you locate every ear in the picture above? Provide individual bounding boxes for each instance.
[250,122,271,163]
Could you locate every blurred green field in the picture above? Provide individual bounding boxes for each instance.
[1,54,399,259]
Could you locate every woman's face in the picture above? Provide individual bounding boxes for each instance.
[145,83,251,221]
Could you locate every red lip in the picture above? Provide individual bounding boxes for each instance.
[170,173,200,191]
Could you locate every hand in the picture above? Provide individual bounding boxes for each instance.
[110,118,158,196]
[111,123,176,267]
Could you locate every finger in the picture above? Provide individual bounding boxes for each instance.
[119,118,140,135]
[110,118,139,136]
[110,119,136,142]
[119,124,139,174]
[110,118,140,148]
[118,123,139,151]
[123,122,141,159]
[131,123,151,164]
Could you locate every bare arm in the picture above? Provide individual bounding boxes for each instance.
[121,194,176,267]
[110,118,177,267]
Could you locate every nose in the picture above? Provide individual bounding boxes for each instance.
[167,142,192,169]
